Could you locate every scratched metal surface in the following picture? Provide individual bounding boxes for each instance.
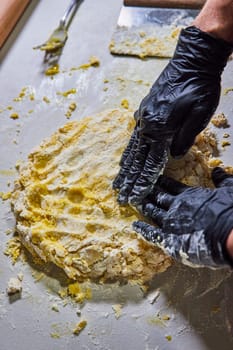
[1,1,233,349]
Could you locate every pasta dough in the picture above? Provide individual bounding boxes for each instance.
[11,109,220,284]
[11,110,172,284]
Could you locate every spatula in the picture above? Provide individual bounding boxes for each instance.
[110,0,206,58]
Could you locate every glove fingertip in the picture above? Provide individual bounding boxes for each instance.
[113,181,122,190]
[117,195,128,205]
[211,166,227,185]
[112,179,120,190]
[143,202,154,213]
[129,195,142,206]
[132,221,146,232]
[211,167,233,188]
[129,184,152,206]
[133,221,163,245]
[211,166,225,175]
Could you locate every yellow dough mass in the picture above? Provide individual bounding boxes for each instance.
[11,109,222,284]
[12,110,172,284]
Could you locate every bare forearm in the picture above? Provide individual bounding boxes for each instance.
[226,229,233,259]
[194,0,233,43]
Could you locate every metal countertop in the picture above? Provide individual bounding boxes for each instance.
[1,1,233,349]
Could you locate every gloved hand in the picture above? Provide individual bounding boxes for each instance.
[113,26,232,205]
[133,167,233,268]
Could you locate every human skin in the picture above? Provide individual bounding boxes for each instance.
[226,232,233,259]
[195,0,233,259]
[194,0,233,44]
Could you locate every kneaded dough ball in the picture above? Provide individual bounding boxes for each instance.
[12,110,172,284]
[11,109,218,284]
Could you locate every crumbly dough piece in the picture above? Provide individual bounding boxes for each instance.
[211,113,229,128]
[165,129,219,187]
[110,26,181,58]
[11,110,172,284]
[11,110,223,284]
[7,277,22,295]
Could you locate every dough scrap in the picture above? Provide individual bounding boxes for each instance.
[110,26,181,59]
[11,109,222,284]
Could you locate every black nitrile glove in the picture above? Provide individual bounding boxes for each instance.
[113,26,232,205]
[133,167,233,268]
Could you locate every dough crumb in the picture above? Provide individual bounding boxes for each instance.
[165,335,172,341]
[10,113,19,120]
[221,140,231,148]
[4,237,21,264]
[112,304,123,319]
[208,158,222,167]
[7,277,22,295]
[73,320,87,335]
[121,99,129,109]
[211,113,229,128]
[0,191,12,200]
[76,309,82,316]
[78,56,100,70]
[51,303,59,312]
[223,87,233,95]
[43,96,50,104]
[58,282,92,304]
[17,272,24,281]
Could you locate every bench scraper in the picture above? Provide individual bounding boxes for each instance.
[110,0,205,58]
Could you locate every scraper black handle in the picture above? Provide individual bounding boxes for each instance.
[124,0,205,9]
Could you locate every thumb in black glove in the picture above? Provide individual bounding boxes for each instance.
[133,167,233,268]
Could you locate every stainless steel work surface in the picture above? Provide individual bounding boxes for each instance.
[1,1,233,349]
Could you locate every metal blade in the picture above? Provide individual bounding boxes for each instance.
[117,6,199,28]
